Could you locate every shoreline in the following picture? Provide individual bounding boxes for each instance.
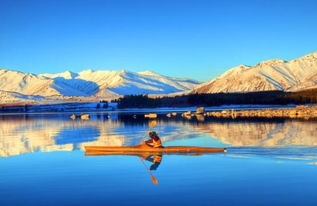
[0,102,298,114]
[187,105,317,120]
[1,101,317,120]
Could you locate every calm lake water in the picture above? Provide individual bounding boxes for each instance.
[1,112,317,206]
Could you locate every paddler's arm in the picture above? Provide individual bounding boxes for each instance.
[143,139,153,146]
[144,139,153,144]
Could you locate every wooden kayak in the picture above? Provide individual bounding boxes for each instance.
[85,151,224,156]
[84,144,226,154]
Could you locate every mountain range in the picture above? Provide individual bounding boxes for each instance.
[0,69,199,102]
[0,51,317,103]
[192,51,317,93]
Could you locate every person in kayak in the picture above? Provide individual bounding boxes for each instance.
[144,131,163,148]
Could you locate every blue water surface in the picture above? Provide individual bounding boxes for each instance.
[1,112,317,206]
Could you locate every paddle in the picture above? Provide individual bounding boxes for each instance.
[140,158,159,185]
[141,120,157,142]
[147,120,157,133]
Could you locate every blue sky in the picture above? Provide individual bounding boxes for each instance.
[0,0,316,81]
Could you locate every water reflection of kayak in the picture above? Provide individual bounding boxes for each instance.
[84,144,226,155]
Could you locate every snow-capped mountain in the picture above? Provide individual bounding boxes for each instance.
[192,51,317,93]
[0,69,200,100]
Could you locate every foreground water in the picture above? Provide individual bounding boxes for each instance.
[1,112,317,206]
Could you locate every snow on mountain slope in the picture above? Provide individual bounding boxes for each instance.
[104,70,199,95]
[192,51,317,93]
[40,69,200,97]
[0,69,199,100]
[0,69,60,96]
[0,90,43,103]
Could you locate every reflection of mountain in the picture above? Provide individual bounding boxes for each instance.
[194,120,317,147]
[55,126,100,149]
[1,116,317,157]
[0,119,126,157]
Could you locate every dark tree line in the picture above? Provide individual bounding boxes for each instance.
[281,88,317,104]
[114,89,317,108]
[115,95,162,108]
